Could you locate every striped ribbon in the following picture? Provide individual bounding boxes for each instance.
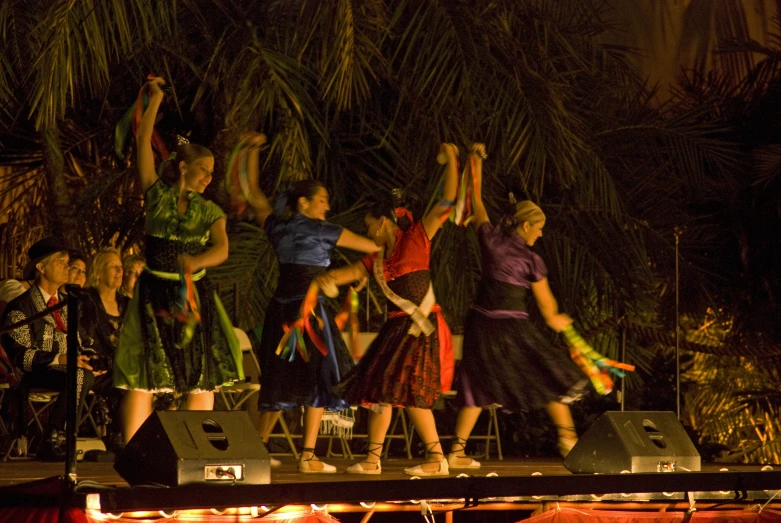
[115,75,170,161]
[424,155,476,227]
[276,283,328,363]
[151,266,201,349]
[224,136,254,217]
[334,288,361,361]
[563,324,635,395]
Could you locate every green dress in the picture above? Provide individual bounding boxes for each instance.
[114,179,244,392]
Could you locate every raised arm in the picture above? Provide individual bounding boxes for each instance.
[136,77,165,193]
[336,228,381,253]
[422,142,459,240]
[244,132,274,228]
[181,217,229,272]
[470,143,490,229]
[530,278,573,333]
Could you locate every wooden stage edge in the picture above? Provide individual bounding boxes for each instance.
[3,459,781,514]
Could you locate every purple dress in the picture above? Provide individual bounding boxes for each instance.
[453,222,588,410]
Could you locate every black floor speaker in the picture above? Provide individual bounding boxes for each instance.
[563,411,700,474]
[115,411,270,486]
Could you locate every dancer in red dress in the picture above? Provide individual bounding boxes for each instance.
[314,142,460,476]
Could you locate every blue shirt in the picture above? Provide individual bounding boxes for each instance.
[265,213,343,267]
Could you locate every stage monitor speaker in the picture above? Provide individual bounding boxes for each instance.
[115,411,270,486]
[563,411,700,474]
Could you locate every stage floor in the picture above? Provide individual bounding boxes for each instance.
[0,456,574,487]
[3,458,781,518]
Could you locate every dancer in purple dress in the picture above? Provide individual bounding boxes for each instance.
[448,144,589,469]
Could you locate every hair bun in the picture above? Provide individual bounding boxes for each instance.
[391,188,405,207]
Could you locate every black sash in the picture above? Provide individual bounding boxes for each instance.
[473,278,529,312]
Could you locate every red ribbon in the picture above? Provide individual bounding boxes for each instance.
[132,75,170,161]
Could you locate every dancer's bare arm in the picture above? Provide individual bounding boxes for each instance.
[531,278,573,332]
[319,261,370,287]
[336,229,380,253]
[137,77,165,193]
[180,218,229,271]
[422,143,460,239]
[470,143,490,229]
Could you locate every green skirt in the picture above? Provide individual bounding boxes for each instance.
[114,270,244,392]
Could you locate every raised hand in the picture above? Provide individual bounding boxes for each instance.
[148,76,167,97]
[436,142,458,165]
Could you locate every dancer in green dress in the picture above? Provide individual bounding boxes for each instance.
[115,77,243,443]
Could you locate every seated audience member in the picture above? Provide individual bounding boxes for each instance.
[0,278,31,317]
[0,236,101,461]
[80,248,128,450]
[0,277,29,386]
[119,254,145,299]
[67,251,89,288]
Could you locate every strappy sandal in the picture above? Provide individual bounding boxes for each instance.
[298,446,337,474]
[403,441,450,476]
[447,436,481,469]
[346,441,383,475]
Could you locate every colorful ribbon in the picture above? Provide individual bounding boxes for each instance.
[153,265,201,349]
[334,287,361,361]
[115,75,170,161]
[276,283,328,362]
[563,324,635,395]
[425,155,476,227]
[224,135,254,217]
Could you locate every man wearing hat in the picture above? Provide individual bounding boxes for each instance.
[1,236,98,461]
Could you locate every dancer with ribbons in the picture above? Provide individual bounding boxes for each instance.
[312,142,460,476]
[448,144,631,466]
[242,140,379,474]
[114,77,244,444]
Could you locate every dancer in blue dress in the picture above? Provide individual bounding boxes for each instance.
[244,136,378,473]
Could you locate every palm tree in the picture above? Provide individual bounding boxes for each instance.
[0,0,177,253]
[0,0,778,461]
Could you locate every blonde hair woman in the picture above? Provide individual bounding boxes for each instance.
[80,248,129,450]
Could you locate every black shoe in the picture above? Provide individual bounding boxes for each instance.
[37,430,67,462]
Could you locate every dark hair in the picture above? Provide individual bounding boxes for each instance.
[366,189,412,232]
[68,250,88,266]
[158,143,213,185]
[280,179,326,221]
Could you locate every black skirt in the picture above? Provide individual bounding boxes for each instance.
[253,293,354,412]
[453,309,589,411]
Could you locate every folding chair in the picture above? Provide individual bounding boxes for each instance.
[80,391,104,438]
[27,389,60,435]
[266,409,301,460]
[382,407,413,460]
[217,328,260,411]
[2,388,60,461]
